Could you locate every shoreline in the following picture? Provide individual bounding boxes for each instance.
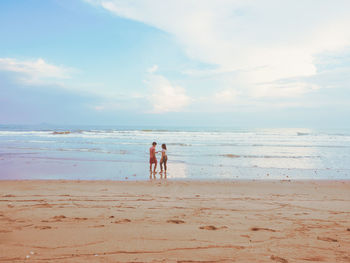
[1,178,350,183]
[1,180,349,262]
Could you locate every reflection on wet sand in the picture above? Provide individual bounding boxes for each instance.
[149,162,188,180]
[165,162,187,179]
[159,170,167,179]
[149,170,156,180]
[149,170,167,180]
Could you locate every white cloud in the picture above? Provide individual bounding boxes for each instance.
[145,74,190,113]
[86,0,350,100]
[0,57,73,84]
[251,82,319,98]
[147,64,158,73]
[214,88,238,104]
[91,92,146,112]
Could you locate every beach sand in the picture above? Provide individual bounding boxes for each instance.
[0,180,349,262]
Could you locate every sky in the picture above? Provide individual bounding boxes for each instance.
[0,0,350,128]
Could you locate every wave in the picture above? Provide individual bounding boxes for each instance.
[297,132,309,136]
[57,148,129,155]
[221,154,319,159]
[167,143,192,146]
[141,129,170,132]
[0,128,349,137]
[4,146,129,155]
[52,131,71,135]
[221,154,240,158]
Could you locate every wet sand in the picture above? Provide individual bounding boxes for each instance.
[0,180,349,262]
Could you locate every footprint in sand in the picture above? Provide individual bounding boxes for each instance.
[300,256,325,261]
[52,215,66,221]
[36,203,52,208]
[35,226,52,230]
[251,227,276,232]
[200,225,218,230]
[167,219,185,224]
[74,217,88,221]
[317,236,338,242]
[3,194,15,197]
[270,255,288,263]
[113,219,131,224]
[0,229,12,233]
[199,225,228,230]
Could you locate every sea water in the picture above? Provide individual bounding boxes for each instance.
[0,125,349,180]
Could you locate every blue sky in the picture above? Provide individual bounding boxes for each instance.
[1,0,350,127]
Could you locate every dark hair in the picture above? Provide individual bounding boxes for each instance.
[162,143,167,150]
[152,142,157,146]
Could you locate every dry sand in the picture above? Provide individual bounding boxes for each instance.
[0,180,349,262]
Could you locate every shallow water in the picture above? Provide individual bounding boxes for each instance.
[0,125,349,180]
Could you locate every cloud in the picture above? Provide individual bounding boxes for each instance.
[85,0,350,99]
[91,91,146,112]
[147,64,158,73]
[0,57,73,85]
[251,82,319,98]
[0,57,156,115]
[214,88,238,104]
[145,73,190,113]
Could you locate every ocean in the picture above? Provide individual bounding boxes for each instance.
[0,125,349,180]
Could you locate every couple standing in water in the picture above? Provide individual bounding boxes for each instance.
[149,142,167,179]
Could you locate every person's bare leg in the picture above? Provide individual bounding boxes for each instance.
[160,161,163,178]
[150,163,154,179]
[153,163,157,179]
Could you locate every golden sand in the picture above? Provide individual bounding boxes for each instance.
[0,180,349,262]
